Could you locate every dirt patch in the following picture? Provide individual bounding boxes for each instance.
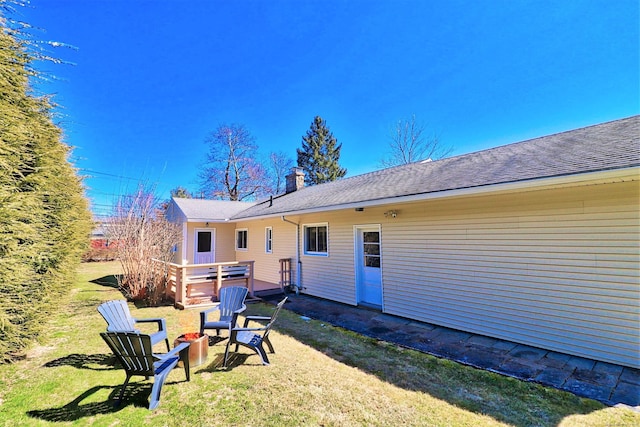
[27,345,55,359]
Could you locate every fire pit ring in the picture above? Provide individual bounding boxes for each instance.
[174,332,208,367]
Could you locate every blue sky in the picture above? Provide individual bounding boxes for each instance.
[18,0,639,218]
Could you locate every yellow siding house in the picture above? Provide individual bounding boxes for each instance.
[168,116,640,368]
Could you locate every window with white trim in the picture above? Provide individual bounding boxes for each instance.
[303,223,328,255]
[265,227,273,253]
[236,228,248,251]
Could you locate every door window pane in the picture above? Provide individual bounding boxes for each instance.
[197,232,211,252]
[364,243,380,256]
[363,232,379,243]
[363,231,380,268]
[365,256,380,268]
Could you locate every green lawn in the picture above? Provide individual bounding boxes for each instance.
[0,261,638,426]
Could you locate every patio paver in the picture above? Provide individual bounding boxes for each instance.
[261,293,640,409]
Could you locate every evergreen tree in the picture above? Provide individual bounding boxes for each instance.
[170,186,193,198]
[0,10,92,363]
[297,116,347,185]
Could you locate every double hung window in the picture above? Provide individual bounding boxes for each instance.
[265,227,273,253]
[236,229,248,250]
[303,223,328,255]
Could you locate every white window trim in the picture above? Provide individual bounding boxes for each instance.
[235,228,248,251]
[303,222,329,256]
[265,227,273,254]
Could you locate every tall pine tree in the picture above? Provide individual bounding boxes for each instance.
[297,116,347,185]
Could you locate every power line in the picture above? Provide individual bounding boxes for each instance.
[80,168,185,189]
[79,168,143,181]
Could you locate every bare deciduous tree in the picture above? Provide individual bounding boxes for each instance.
[379,115,453,168]
[267,151,294,194]
[199,123,269,201]
[106,185,181,304]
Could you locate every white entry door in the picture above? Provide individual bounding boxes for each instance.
[194,229,215,264]
[355,225,382,307]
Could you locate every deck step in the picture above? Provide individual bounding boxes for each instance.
[254,288,284,297]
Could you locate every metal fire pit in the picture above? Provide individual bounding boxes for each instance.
[174,333,208,367]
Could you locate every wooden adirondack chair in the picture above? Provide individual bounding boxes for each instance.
[98,300,171,351]
[100,331,190,410]
[224,297,288,367]
[199,286,248,337]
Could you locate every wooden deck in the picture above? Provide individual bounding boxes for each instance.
[154,260,283,309]
[175,278,282,309]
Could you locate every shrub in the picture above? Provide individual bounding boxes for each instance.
[82,247,119,262]
[105,186,181,305]
[0,12,92,363]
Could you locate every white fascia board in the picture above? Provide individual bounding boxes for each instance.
[233,167,639,221]
[186,218,231,223]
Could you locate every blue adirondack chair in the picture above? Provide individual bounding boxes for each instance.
[98,300,171,351]
[101,331,190,410]
[199,286,248,338]
[224,297,287,367]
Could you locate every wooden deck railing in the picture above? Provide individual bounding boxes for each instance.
[152,259,255,309]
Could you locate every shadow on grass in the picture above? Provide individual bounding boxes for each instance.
[91,275,122,289]
[251,299,605,427]
[43,353,116,371]
[31,349,191,421]
[207,335,228,346]
[190,339,254,373]
[196,352,252,373]
[26,383,157,421]
[27,385,126,421]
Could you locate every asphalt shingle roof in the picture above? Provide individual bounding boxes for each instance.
[172,198,255,221]
[233,116,639,219]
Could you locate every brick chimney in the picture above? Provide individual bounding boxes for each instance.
[285,167,305,193]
